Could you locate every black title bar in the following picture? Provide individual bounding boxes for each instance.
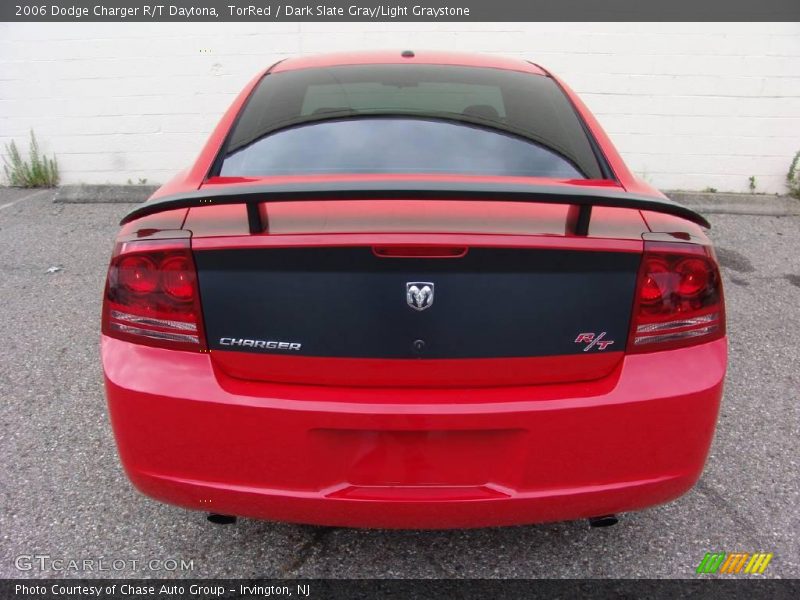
[3,0,800,22]
[3,579,800,599]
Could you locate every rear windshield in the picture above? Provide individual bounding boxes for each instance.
[219,64,603,179]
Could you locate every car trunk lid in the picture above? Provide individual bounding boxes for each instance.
[194,237,642,387]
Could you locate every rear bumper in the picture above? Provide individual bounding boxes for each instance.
[102,336,726,529]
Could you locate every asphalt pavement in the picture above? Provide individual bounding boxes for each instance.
[0,187,798,579]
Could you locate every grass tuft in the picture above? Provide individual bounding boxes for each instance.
[788,151,800,200]
[3,130,59,187]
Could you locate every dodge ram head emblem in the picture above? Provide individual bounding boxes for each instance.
[406,282,434,311]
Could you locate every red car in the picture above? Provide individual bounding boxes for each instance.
[102,50,726,529]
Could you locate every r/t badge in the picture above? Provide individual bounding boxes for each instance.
[575,332,615,351]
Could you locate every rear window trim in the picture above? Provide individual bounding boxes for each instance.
[209,71,271,179]
[535,63,616,182]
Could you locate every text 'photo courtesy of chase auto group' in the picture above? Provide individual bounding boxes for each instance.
[1,1,799,598]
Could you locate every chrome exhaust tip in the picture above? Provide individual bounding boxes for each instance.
[207,514,237,525]
[588,514,619,528]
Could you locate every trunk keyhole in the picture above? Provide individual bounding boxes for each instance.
[413,339,426,354]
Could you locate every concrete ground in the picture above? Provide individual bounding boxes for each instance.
[0,187,797,579]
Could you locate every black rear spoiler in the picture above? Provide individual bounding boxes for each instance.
[120,180,710,235]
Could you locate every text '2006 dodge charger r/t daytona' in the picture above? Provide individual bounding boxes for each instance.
[101,50,726,529]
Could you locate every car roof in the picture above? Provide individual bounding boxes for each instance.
[270,50,547,76]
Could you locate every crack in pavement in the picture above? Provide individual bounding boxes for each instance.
[694,478,764,548]
[278,526,337,576]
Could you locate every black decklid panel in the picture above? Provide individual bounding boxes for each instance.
[195,247,640,359]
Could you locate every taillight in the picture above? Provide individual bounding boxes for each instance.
[102,239,206,351]
[628,242,725,353]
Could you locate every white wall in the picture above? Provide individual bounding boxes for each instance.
[1,22,799,193]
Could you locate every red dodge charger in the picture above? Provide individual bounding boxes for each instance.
[102,50,726,529]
